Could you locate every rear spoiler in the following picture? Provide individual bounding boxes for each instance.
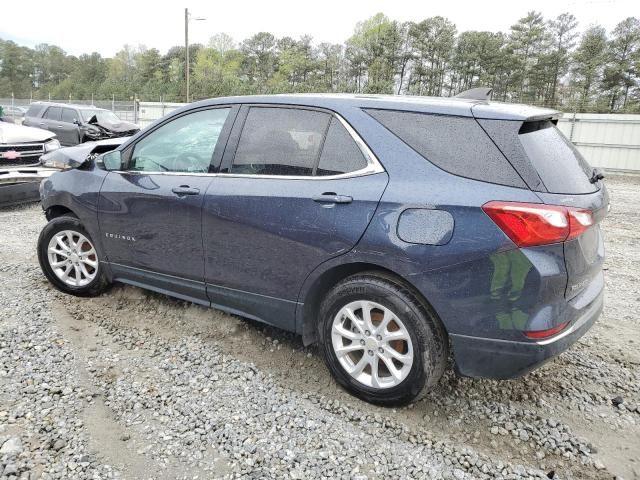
[470,103,562,122]
[455,87,561,121]
[523,112,562,123]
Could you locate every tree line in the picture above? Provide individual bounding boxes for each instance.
[1,11,639,112]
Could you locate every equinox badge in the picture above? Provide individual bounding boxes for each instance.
[105,232,136,242]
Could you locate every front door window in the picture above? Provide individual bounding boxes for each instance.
[130,108,231,173]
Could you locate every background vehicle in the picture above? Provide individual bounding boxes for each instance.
[37,93,608,405]
[0,121,60,206]
[0,105,27,124]
[23,102,139,146]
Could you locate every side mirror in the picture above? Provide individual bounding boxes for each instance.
[99,151,123,171]
[73,119,81,126]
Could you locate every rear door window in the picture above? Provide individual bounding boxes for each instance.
[231,107,330,176]
[518,120,597,194]
[44,107,62,121]
[365,109,525,188]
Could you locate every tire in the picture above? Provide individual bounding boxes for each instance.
[37,215,109,297]
[319,272,448,406]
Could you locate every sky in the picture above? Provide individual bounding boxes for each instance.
[1,0,638,57]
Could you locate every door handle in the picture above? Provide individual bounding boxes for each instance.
[312,193,353,204]
[172,185,200,196]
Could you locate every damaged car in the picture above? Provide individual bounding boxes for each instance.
[0,119,61,207]
[23,102,139,146]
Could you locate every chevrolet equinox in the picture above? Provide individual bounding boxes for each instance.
[37,93,608,405]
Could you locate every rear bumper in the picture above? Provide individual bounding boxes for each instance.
[450,286,603,379]
[0,168,57,207]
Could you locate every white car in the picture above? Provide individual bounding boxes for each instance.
[0,120,61,207]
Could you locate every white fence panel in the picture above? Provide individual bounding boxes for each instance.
[138,102,185,128]
[557,113,640,172]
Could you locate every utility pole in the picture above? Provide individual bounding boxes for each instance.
[185,7,189,103]
[184,8,205,104]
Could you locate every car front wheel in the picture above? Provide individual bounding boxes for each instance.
[319,272,448,406]
[37,215,109,296]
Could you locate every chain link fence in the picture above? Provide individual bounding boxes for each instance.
[2,96,634,127]
[0,95,198,127]
[2,95,638,171]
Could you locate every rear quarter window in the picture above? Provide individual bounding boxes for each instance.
[365,109,525,188]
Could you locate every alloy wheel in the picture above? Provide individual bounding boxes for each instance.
[331,300,414,389]
[47,230,98,287]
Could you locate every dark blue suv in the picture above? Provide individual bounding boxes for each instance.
[37,94,608,405]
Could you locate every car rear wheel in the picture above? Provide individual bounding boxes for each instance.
[37,216,109,296]
[319,272,448,406]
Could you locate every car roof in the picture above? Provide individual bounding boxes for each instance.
[190,93,561,121]
[29,102,107,112]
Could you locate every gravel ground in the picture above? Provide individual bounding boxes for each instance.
[1,175,638,480]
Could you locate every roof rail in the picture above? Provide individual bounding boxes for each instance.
[454,87,493,101]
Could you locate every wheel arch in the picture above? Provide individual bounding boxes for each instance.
[45,204,77,221]
[298,261,448,346]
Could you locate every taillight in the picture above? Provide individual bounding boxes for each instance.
[482,201,594,247]
[566,209,594,240]
[524,322,569,339]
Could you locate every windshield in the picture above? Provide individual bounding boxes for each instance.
[81,109,122,124]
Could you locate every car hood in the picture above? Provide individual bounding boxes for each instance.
[40,137,127,168]
[0,122,56,144]
[90,117,139,133]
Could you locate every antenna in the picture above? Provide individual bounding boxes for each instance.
[455,87,493,101]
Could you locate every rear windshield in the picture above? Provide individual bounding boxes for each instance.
[518,121,597,194]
